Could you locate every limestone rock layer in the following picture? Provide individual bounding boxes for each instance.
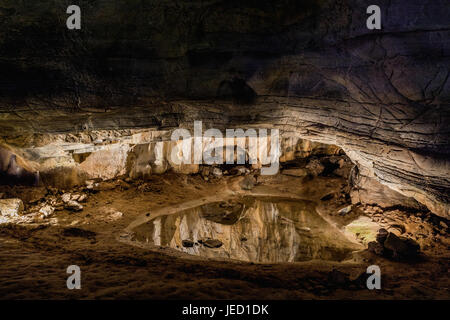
[0,0,448,217]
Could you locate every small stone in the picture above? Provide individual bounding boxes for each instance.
[47,187,59,195]
[182,240,194,248]
[387,224,405,236]
[212,167,223,177]
[61,193,71,203]
[39,204,55,218]
[333,166,351,178]
[439,221,448,229]
[0,199,24,217]
[229,166,250,175]
[201,239,223,248]
[200,167,210,178]
[77,194,88,202]
[338,205,352,215]
[108,211,123,221]
[65,200,83,212]
[0,216,10,224]
[239,175,256,190]
[54,204,65,211]
[85,180,95,189]
[383,232,420,259]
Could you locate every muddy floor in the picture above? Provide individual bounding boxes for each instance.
[0,173,448,299]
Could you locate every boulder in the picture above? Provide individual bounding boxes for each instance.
[182,240,194,248]
[85,180,95,189]
[229,166,250,176]
[39,204,55,218]
[376,228,389,244]
[69,193,88,203]
[61,193,71,203]
[239,175,256,190]
[338,205,352,215]
[200,166,210,179]
[0,199,24,217]
[77,194,88,202]
[333,166,352,178]
[212,167,223,177]
[305,159,325,176]
[387,224,405,236]
[201,239,223,248]
[65,200,83,212]
[107,210,123,221]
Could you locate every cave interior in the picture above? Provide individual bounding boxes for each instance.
[0,0,448,300]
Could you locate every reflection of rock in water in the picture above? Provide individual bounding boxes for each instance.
[133,197,360,263]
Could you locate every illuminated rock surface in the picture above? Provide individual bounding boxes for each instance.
[0,0,448,216]
[132,197,361,262]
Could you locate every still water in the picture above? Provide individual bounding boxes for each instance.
[133,197,360,263]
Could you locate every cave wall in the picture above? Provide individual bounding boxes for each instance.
[0,129,342,188]
[0,0,448,217]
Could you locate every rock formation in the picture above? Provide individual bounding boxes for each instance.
[133,197,361,262]
[0,0,448,217]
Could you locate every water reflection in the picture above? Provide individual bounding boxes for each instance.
[133,197,360,263]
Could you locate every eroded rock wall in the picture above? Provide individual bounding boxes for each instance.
[0,0,448,216]
[0,129,342,187]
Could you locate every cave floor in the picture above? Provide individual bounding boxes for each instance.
[0,173,448,299]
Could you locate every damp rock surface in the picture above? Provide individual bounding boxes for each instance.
[132,196,361,263]
[0,172,447,299]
